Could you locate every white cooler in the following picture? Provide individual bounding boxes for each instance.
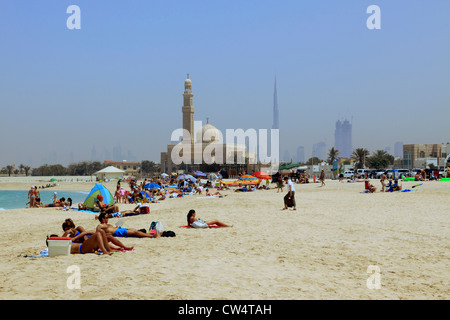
[48,237,72,257]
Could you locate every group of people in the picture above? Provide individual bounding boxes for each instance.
[27,186,71,208]
[46,207,232,256]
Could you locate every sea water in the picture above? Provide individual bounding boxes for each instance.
[0,190,88,210]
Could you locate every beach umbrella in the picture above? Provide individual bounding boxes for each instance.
[176,174,197,183]
[161,173,169,178]
[192,171,207,177]
[144,182,162,190]
[253,171,271,180]
[83,184,114,210]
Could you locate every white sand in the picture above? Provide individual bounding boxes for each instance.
[0,177,448,300]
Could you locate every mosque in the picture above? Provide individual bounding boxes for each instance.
[160,75,257,175]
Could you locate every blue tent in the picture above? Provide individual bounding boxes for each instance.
[144,182,162,189]
[83,184,114,209]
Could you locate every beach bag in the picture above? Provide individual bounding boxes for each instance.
[162,231,176,237]
[191,219,209,228]
[286,197,293,208]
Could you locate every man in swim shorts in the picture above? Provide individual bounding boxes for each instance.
[96,212,160,238]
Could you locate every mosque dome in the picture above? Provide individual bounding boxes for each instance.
[196,119,221,143]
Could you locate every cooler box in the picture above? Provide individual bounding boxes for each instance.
[140,204,150,214]
[48,237,72,257]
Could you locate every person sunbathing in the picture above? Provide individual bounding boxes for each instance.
[95,194,119,213]
[187,209,232,228]
[46,231,114,255]
[205,188,227,197]
[61,218,134,251]
[97,211,160,238]
[364,180,377,193]
[93,204,146,220]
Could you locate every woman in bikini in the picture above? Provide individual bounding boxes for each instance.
[187,209,232,228]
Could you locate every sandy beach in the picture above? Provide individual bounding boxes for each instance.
[0,177,448,300]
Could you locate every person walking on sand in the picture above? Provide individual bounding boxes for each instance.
[277,176,284,193]
[320,169,326,187]
[380,171,388,192]
[282,176,296,211]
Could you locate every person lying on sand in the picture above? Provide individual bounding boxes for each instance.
[46,231,115,255]
[93,204,147,220]
[205,188,227,197]
[61,218,134,252]
[96,211,161,238]
[187,209,232,228]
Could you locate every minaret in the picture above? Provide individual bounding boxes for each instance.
[182,74,195,143]
[272,76,279,130]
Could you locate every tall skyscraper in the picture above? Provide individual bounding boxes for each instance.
[272,76,279,130]
[296,146,305,163]
[312,142,327,161]
[334,119,352,158]
[394,142,403,158]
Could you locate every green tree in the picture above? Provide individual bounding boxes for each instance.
[141,160,158,175]
[6,165,14,176]
[327,147,340,165]
[23,166,31,176]
[351,148,370,169]
[367,150,394,169]
[305,157,322,165]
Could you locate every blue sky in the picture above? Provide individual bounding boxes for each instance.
[0,0,449,167]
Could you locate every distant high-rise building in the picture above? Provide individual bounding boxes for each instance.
[283,149,291,163]
[296,146,305,163]
[334,119,352,158]
[312,142,327,161]
[384,147,392,155]
[113,145,124,161]
[272,76,279,130]
[394,142,403,158]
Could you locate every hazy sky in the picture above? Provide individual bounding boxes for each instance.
[1,0,449,168]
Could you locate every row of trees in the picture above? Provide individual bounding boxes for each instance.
[0,164,32,176]
[297,148,394,169]
[1,160,162,177]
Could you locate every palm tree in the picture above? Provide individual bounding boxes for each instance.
[6,165,14,176]
[327,147,340,165]
[23,166,31,176]
[368,150,394,169]
[351,148,370,169]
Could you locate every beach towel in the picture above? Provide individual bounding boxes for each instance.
[71,208,98,214]
[196,195,221,199]
[179,225,222,229]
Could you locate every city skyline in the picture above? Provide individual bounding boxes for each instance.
[1,1,449,168]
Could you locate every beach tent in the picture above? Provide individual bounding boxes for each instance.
[144,182,162,190]
[83,184,115,210]
[94,166,125,181]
